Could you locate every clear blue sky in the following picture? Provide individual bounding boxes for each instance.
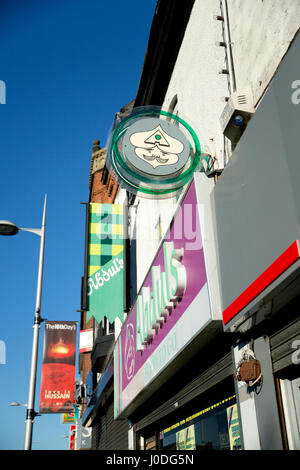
[0,0,156,450]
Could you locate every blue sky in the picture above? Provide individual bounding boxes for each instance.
[0,0,156,450]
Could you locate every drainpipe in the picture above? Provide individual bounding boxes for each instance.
[220,0,236,94]
[216,0,237,165]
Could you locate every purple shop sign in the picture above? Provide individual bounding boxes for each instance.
[114,177,217,418]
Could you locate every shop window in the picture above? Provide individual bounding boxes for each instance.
[160,396,241,451]
[145,435,156,451]
[95,317,115,337]
[278,377,300,449]
[108,320,114,334]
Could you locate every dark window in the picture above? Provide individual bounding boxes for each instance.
[160,397,241,451]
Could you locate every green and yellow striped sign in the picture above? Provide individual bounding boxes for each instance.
[86,203,124,324]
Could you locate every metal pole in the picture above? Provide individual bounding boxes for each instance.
[221,0,236,94]
[24,195,47,450]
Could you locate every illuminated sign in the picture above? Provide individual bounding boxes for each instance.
[107,107,205,198]
[114,178,217,418]
[136,241,187,349]
[122,118,190,178]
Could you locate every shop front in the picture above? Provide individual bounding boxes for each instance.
[112,30,300,452]
[113,172,241,450]
[82,358,128,450]
[161,396,240,451]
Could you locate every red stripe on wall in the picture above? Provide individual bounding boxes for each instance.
[223,240,300,325]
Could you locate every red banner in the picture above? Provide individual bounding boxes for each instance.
[69,425,76,450]
[39,321,77,413]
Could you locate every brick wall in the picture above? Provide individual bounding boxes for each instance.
[90,170,118,204]
[79,140,119,416]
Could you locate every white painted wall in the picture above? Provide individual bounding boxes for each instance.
[135,0,229,291]
[163,0,229,167]
[134,0,300,298]
[135,195,177,290]
[228,0,300,106]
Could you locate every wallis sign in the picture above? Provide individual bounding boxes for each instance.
[114,178,214,418]
[136,241,187,350]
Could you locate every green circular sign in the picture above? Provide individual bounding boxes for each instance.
[106,108,202,197]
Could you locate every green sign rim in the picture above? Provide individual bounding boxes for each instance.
[109,110,202,195]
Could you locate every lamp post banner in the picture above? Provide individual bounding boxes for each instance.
[39,321,77,414]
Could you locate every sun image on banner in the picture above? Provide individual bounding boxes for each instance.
[39,321,77,414]
[86,203,124,325]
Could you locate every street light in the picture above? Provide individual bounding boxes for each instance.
[0,195,47,450]
[0,221,19,236]
[10,402,28,407]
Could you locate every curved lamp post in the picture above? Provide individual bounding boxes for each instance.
[0,195,47,450]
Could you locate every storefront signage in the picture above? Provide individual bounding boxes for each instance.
[69,425,76,450]
[114,179,216,418]
[136,241,187,349]
[227,404,241,450]
[223,240,300,329]
[214,34,300,333]
[122,118,190,178]
[79,328,93,353]
[107,107,205,197]
[86,203,124,324]
[39,321,77,414]
[62,405,79,423]
[75,419,92,449]
[63,412,76,423]
[161,395,239,450]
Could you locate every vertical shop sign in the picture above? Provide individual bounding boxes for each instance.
[86,203,124,324]
[76,419,92,450]
[62,404,79,423]
[39,321,77,414]
[63,412,76,424]
[227,404,241,449]
[69,425,76,450]
[79,328,93,353]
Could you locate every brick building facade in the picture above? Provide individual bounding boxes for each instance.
[79,139,119,416]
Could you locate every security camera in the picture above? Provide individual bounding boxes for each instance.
[220,89,255,144]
